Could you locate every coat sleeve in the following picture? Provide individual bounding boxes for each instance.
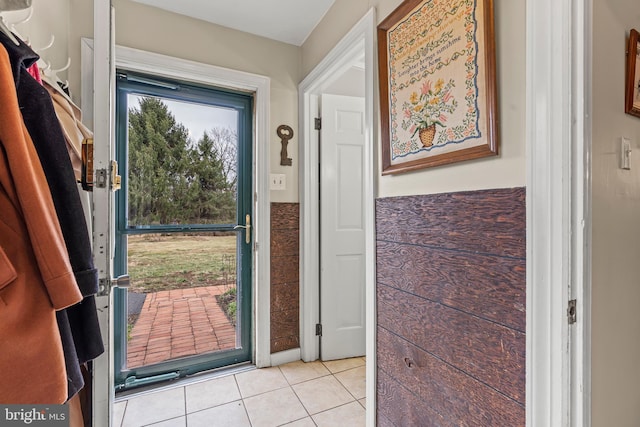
[0,245,17,289]
[0,47,82,310]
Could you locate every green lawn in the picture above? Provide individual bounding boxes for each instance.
[127,234,237,293]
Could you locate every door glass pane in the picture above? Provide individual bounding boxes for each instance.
[127,94,239,227]
[123,92,243,369]
[126,233,241,368]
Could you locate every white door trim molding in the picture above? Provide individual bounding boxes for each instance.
[526,0,591,424]
[298,8,376,427]
[86,2,114,426]
[81,39,272,369]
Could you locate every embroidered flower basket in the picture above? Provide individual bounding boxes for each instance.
[418,124,436,147]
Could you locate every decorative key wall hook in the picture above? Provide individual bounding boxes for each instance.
[277,125,293,166]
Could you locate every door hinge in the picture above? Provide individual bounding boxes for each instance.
[567,299,577,324]
[315,323,322,336]
[314,118,321,130]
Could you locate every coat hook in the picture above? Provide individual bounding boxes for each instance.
[36,34,54,51]
[52,57,71,73]
[11,6,33,26]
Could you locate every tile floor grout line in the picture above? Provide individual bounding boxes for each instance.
[310,398,365,420]
[118,400,127,427]
[141,414,186,427]
[334,367,366,403]
[316,398,359,415]
[279,363,333,387]
[235,373,253,427]
[183,398,244,417]
[334,372,359,407]
[288,375,314,421]
[277,365,293,387]
[238,382,292,400]
[183,385,187,424]
[275,414,317,427]
[321,359,366,375]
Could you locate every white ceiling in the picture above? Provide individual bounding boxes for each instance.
[132,0,336,46]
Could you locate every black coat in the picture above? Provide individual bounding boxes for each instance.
[0,33,104,399]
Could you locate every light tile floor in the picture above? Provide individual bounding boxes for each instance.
[114,357,366,427]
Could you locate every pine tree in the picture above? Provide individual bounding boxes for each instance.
[127,97,237,225]
[189,130,237,223]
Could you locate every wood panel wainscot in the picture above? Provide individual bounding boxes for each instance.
[376,188,526,426]
[270,203,300,353]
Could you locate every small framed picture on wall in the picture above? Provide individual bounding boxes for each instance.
[625,28,640,118]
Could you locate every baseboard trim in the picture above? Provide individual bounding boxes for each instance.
[270,348,301,366]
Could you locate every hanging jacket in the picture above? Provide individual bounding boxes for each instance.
[44,80,92,182]
[45,80,94,236]
[0,32,104,399]
[0,43,83,404]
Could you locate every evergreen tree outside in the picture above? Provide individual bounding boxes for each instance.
[127,96,238,225]
[189,129,237,223]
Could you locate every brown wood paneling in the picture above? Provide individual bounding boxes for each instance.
[270,255,299,284]
[377,369,446,426]
[376,411,395,427]
[375,188,526,426]
[376,240,525,332]
[271,282,299,313]
[271,308,299,340]
[271,203,300,230]
[378,284,525,403]
[376,188,526,258]
[270,228,299,256]
[378,327,525,426]
[270,203,300,353]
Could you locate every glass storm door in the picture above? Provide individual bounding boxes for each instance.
[113,71,253,390]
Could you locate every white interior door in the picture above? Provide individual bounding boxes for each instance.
[320,94,366,361]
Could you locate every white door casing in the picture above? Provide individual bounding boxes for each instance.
[526,0,591,425]
[90,1,115,426]
[320,94,367,361]
[299,8,376,427]
[83,41,272,367]
[83,34,272,427]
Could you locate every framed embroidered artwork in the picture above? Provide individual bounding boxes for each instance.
[377,0,499,174]
[625,29,640,118]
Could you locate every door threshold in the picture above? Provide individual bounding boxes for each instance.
[114,362,255,401]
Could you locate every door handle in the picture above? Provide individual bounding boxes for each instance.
[113,275,130,288]
[233,214,251,244]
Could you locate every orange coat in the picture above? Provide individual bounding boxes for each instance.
[0,45,83,403]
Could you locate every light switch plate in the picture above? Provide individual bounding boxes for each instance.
[270,173,286,190]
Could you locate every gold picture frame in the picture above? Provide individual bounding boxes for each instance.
[378,0,499,175]
[625,29,640,118]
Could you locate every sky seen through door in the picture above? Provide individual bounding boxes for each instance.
[130,95,238,143]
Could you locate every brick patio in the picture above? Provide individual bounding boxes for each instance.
[127,285,236,368]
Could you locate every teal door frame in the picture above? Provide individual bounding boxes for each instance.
[113,71,253,390]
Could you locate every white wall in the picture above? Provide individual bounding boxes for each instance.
[302,0,526,198]
[324,66,366,98]
[592,1,640,425]
[3,0,70,81]
[67,0,301,203]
